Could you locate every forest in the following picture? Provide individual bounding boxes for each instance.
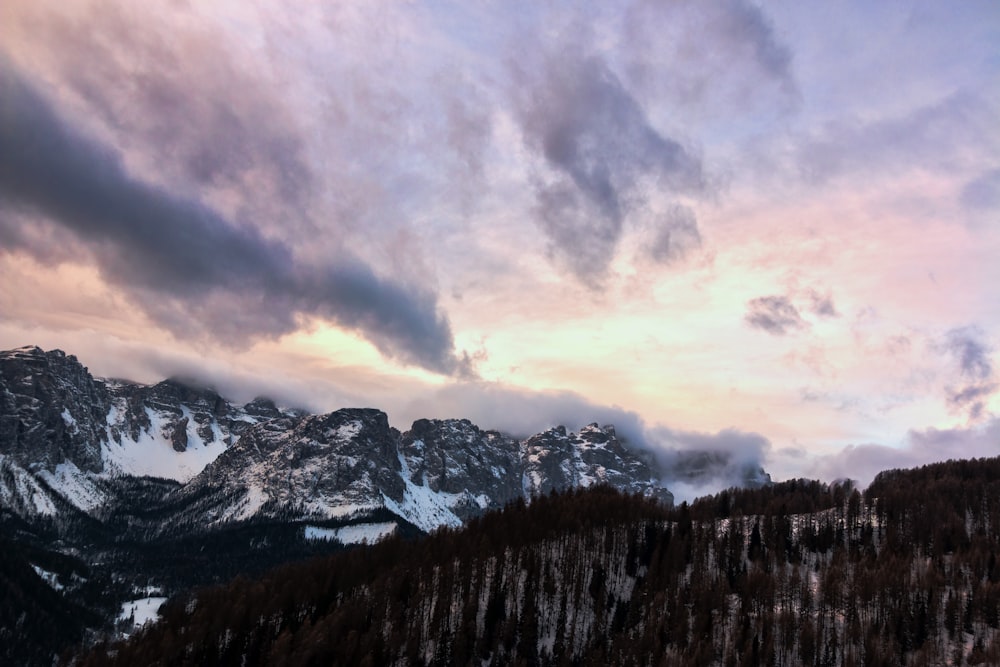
[71,456,1000,666]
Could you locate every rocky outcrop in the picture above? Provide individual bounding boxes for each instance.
[168,412,677,531]
[168,408,405,528]
[170,417,189,452]
[401,418,522,519]
[522,423,674,506]
[0,346,109,473]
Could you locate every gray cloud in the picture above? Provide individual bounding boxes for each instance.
[799,92,998,184]
[648,424,772,502]
[745,295,805,335]
[512,51,705,283]
[810,416,1000,489]
[622,0,798,113]
[961,168,1000,211]
[945,326,993,380]
[0,60,466,375]
[942,326,997,419]
[647,205,702,265]
[18,4,310,215]
[396,381,772,502]
[807,288,838,318]
[396,382,649,443]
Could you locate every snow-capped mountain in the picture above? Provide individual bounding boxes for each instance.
[0,346,299,521]
[162,411,674,534]
[0,346,770,540]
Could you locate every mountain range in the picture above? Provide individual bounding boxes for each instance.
[1,345,774,536]
[0,344,770,663]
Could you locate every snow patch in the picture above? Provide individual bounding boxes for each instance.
[118,597,169,629]
[37,460,106,513]
[304,522,397,544]
[333,420,362,440]
[0,455,57,516]
[383,451,463,533]
[101,406,227,482]
[31,565,64,591]
[60,408,77,430]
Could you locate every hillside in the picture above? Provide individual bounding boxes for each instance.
[76,457,1000,666]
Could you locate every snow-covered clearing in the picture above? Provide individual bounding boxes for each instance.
[304,522,397,544]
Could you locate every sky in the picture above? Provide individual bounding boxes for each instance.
[1,1,998,494]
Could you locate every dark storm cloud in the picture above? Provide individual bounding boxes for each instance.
[19,5,311,209]
[0,61,465,375]
[745,295,805,335]
[513,52,705,283]
[941,326,997,419]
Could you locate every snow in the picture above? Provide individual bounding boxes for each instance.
[231,484,269,522]
[31,565,64,591]
[60,408,77,430]
[101,405,228,482]
[37,460,106,512]
[383,451,463,532]
[331,420,362,441]
[304,522,397,544]
[118,596,169,629]
[0,455,57,516]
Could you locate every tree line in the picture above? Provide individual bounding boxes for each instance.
[72,456,1000,666]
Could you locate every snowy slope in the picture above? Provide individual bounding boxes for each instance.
[101,402,229,483]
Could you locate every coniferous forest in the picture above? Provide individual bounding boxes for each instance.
[71,456,1000,666]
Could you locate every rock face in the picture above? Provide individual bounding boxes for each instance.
[166,414,677,533]
[173,409,406,527]
[522,424,674,506]
[0,346,301,522]
[0,346,110,473]
[400,418,523,520]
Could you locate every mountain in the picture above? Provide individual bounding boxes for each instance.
[0,345,300,524]
[1,345,690,538]
[74,458,1000,666]
[0,344,770,664]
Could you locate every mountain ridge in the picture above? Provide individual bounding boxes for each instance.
[2,345,770,537]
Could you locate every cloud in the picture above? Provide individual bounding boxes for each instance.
[745,295,806,335]
[2,1,313,235]
[941,326,997,419]
[809,416,1000,489]
[395,381,649,443]
[806,288,838,317]
[511,49,705,284]
[961,168,1000,211]
[0,60,466,375]
[621,0,798,113]
[945,326,993,380]
[396,380,773,502]
[798,92,998,184]
[646,205,703,265]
